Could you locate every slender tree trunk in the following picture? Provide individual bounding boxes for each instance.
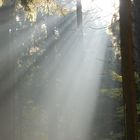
[119,0,138,140]
[0,1,16,140]
[76,0,83,27]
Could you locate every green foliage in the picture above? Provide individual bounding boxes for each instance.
[116,106,124,119]
[111,71,122,82]
[20,0,68,21]
[107,2,121,61]
[137,103,140,114]
[135,73,140,93]
[137,81,140,93]
[100,88,122,98]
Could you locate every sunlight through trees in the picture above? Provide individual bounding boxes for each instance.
[0,0,140,140]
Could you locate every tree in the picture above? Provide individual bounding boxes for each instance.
[76,0,82,27]
[0,0,17,138]
[119,0,138,139]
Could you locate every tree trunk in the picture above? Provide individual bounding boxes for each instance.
[0,2,16,139]
[76,0,83,27]
[119,0,138,140]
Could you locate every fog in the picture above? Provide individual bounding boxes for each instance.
[0,0,123,140]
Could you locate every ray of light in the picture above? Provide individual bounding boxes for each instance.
[0,0,121,140]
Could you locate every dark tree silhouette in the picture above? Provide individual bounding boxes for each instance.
[119,0,138,139]
[76,0,82,27]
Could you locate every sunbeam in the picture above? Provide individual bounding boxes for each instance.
[0,0,123,140]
